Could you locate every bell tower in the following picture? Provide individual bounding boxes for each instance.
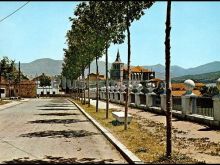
[110,49,124,81]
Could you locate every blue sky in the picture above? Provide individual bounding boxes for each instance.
[1,1,220,69]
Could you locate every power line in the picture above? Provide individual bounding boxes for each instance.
[0,1,30,23]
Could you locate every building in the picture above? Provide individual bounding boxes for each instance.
[33,75,60,95]
[110,50,155,82]
[171,83,205,96]
[85,73,106,81]
[0,76,36,98]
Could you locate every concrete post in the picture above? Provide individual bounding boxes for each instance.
[129,93,135,107]
[160,94,166,111]
[213,97,220,121]
[112,92,117,103]
[181,95,197,115]
[115,92,120,103]
[110,92,114,102]
[120,92,126,105]
[135,93,140,107]
[146,93,155,108]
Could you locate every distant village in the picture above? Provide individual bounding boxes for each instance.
[0,51,216,99]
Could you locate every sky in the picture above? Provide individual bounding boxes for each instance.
[0,1,220,69]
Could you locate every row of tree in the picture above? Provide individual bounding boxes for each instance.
[62,1,173,158]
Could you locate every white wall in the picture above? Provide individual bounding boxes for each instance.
[0,88,6,98]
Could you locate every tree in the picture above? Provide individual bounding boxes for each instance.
[165,0,172,158]
[0,57,28,99]
[73,1,106,112]
[111,1,154,130]
[39,73,51,87]
[88,1,126,118]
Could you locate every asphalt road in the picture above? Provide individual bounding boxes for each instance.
[0,98,127,164]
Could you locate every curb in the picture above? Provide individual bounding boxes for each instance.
[68,99,144,164]
[0,101,23,111]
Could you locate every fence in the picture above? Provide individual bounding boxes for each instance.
[172,96,182,111]
[152,94,161,107]
[130,93,135,103]
[140,94,146,105]
[196,97,214,117]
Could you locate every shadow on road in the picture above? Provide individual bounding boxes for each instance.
[19,130,100,138]
[27,119,88,124]
[38,108,78,111]
[38,105,75,107]
[3,156,115,164]
[36,113,80,116]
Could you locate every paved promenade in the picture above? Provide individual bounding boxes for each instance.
[0,98,127,164]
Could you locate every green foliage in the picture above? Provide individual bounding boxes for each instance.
[0,56,28,83]
[39,73,51,87]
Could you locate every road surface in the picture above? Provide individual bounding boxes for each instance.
[0,98,127,164]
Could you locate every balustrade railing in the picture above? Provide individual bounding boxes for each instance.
[196,97,214,117]
[172,96,182,111]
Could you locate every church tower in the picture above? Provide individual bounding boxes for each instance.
[110,49,124,82]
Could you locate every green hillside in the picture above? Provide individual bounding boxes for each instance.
[172,71,220,83]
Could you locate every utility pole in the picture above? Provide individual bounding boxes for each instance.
[165,0,172,158]
[0,62,1,100]
[18,61,21,97]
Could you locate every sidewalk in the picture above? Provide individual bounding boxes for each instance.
[0,98,29,111]
[89,99,220,164]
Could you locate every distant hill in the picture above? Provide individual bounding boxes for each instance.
[16,58,63,79]
[171,70,220,83]
[16,58,220,81]
[143,61,220,79]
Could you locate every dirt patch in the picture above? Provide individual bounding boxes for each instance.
[74,100,201,164]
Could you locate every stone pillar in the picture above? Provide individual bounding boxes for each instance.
[120,92,126,105]
[146,93,155,108]
[181,79,197,115]
[181,95,197,115]
[100,91,103,100]
[112,92,117,103]
[213,97,220,121]
[110,92,114,102]
[160,94,166,111]
[128,92,132,104]
[103,91,106,100]
[135,93,140,106]
[129,92,134,106]
[213,78,220,122]
[115,92,120,103]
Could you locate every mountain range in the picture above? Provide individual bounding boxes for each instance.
[16,58,220,81]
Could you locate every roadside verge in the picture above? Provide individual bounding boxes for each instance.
[68,99,143,164]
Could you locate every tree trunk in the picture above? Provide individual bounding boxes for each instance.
[124,4,131,131]
[88,62,91,107]
[96,56,99,112]
[105,45,109,119]
[82,67,86,105]
[165,0,172,158]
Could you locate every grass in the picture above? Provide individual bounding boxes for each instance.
[73,99,200,164]
[0,100,10,105]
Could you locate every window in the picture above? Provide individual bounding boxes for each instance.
[0,89,5,94]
